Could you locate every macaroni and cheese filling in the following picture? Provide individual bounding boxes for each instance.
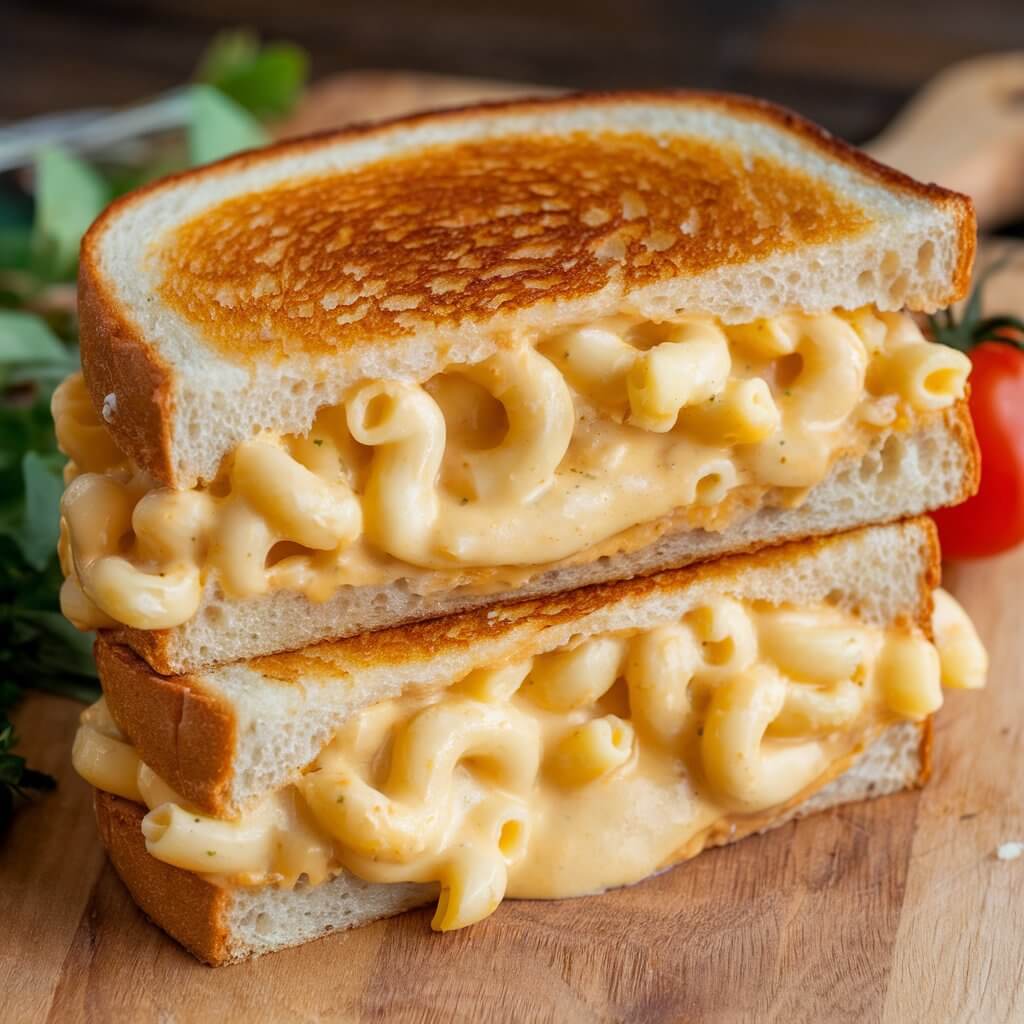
[55,306,970,631]
[74,588,986,931]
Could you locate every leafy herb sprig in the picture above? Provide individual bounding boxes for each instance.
[0,31,308,828]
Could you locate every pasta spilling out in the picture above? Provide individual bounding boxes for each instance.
[54,306,970,631]
[73,588,986,931]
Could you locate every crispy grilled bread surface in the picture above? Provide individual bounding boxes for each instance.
[157,132,870,363]
[79,91,975,486]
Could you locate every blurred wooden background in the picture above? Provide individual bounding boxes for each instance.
[5,0,1024,145]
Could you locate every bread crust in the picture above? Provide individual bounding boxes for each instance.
[78,90,976,486]
[95,641,236,812]
[93,711,928,965]
[77,268,177,492]
[949,386,982,503]
[95,789,231,965]
[104,403,974,678]
[97,519,941,817]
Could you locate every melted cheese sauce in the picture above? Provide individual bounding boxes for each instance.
[54,307,970,631]
[73,589,987,930]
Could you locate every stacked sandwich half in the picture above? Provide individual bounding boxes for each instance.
[63,93,988,964]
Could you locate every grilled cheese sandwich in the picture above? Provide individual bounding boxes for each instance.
[62,91,986,965]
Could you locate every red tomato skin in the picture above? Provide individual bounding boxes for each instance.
[932,342,1024,558]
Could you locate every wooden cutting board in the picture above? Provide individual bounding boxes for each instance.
[4,70,1024,1024]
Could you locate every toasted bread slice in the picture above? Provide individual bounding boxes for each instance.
[95,519,940,819]
[79,91,974,488]
[94,716,928,965]
[103,409,972,676]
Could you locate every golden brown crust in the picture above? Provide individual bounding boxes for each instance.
[102,626,176,681]
[95,641,237,814]
[916,515,942,639]
[948,390,982,504]
[77,261,177,484]
[157,133,868,363]
[94,789,230,966]
[78,90,976,485]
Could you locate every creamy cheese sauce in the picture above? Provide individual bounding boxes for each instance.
[73,589,987,931]
[54,307,970,631]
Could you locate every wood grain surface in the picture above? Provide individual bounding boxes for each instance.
[2,72,1023,1024]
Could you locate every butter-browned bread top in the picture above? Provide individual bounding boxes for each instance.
[158,130,869,362]
[79,91,974,486]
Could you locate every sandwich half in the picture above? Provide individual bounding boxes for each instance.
[74,519,988,964]
[56,91,979,674]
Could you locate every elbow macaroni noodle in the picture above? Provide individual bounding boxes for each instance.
[54,306,971,631]
[75,588,986,931]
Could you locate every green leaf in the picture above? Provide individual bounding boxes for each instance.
[197,30,309,119]
[0,226,32,271]
[9,453,64,571]
[14,609,97,679]
[0,310,72,366]
[31,147,109,281]
[25,674,99,703]
[188,85,268,166]
[196,29,261,85]
[0,396,61,473]
[216,44,309,119]
[0,681,21,711]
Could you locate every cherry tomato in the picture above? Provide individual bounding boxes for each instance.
[932,340,1024,558]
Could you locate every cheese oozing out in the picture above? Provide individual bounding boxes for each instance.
[54,306,970,631]
[74,588,986,932]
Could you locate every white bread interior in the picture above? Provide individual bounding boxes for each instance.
[108,408,971,677]
[102,519,938,819]
[82,92,973,486]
